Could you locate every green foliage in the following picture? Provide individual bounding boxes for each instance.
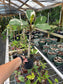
[36,6,61,24]
[30,14,35,24]
[36,23,50,30]
[19,34,28,49]
[54,78,59,83]
[9,18,21,26]
[47,78,53,84]
[14,70,17,74]
[33,65,39,70]
[35,16,47,25]
[26,72,35,80]
[42,71,49,79]
[25,80,31,84]
[11,40,18,47]
[30,49,38,55]
[0,17,10,32]
[20,19,28,27]
[28,69,32,74]
[18,72,21,75]
[33,79,38,84]
[2,28,7,39]
[18,76,24,82]
[26,10,35,23]
[40,61,47,69]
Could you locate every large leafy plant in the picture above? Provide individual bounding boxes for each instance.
[21,10,50,58]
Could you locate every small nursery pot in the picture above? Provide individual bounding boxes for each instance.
[34,35,39,39]
[39,40,46,48]
[24,58,33,69]
[50,47,59,51]
[54,57,63,66]
[46,39,52,45]
[50,44,57,48]
[47,50,56,61]
[57,43,63,50]
[42,49,48,57]
[33,39,40,46]
[43,45,49,50]
[38,33,44,38]
[57,51,63,58]
[51,38,57,43]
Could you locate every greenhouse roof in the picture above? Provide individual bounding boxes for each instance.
[0,0,62,15]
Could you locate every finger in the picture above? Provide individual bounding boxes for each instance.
[23,59,28,64]
[21,55,25,59]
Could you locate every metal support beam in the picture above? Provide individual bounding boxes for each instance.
[17,0,29,10]
[6,0,26,11]
[18,0,33,9]
[37,3,61,11]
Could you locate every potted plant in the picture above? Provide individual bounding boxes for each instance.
[47,50,56,61]
[54,56,63,66]
[20,9,50,59]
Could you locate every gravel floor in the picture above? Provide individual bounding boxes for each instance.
[0,36,6,65]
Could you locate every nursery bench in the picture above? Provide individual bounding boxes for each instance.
[36,28,63,42]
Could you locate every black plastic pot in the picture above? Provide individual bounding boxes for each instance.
[39,40,46,48]
[42,49,48,57]
[24,58,33,69]
[47,50,56,61]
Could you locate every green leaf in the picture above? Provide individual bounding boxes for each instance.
[14,70,17,74]
[35,16,47,25]
[26,72,35,80]
[36,23,50,30]
[33,79,38,84]
[37,76,41,83]
[9,18,21,26]
[31,49,38,55]
[26,10,35,22]
[28,69,32,74]
[30,14,35,24]
[10,32,13,39]
[40,61,47,69]
[33,65,39,69]
[55,78,58,83]
[20,19,28,26]
[25,80,31,84]
[18,76,24,82]
[18,72,21,75]
[47,78,53,84]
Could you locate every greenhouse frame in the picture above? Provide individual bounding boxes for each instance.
[0,0,63,84]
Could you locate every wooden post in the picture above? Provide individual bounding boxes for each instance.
[48,33,50,38]
[59,3,63,26]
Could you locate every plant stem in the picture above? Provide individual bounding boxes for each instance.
[28,31,31,58]
[28,25,32,58]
